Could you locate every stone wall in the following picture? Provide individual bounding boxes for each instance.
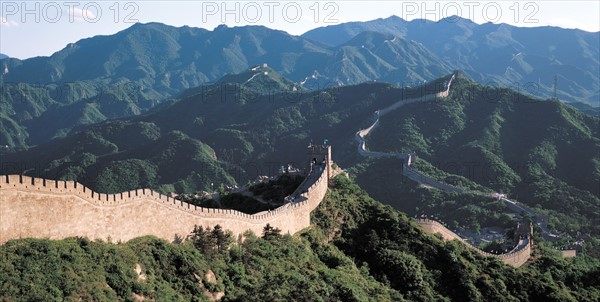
[404,168,464,193]
[0,165,330,243]
[355,74,455,159]
[354,74,535,268]
[416,219,531,267]
[561,250,577,258]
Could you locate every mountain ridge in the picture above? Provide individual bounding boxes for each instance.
[3,72,598,240]
[303,15,600,105]
[0,21,457,148]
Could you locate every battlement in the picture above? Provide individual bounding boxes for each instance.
[0,149,331,243]
[306,144,330,153]
[306,144,332,179]
[416,219,531,267]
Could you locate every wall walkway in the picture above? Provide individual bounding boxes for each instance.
[0,160,330,243]
[355,73,532,267]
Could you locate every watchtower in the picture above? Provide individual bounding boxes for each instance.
[307,144,332,180]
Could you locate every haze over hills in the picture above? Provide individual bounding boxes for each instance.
[303,15,600,105]
[0,22,452,149]
[1,18,598,150]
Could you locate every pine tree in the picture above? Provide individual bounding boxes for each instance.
[189,225,216,254]
[262,223,282,240]
[211,225,233,252]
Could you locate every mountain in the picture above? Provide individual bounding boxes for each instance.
[1,22,453,149]
[0,71,456,191]
[0,23,329,148]
[0,81,158,150]
[360,75,599,236]
[303,15,411,47]
[1,23,329,88]
[1,175,599,301]
[0,53,8,59]
[3,71,599,238]
[303,16,600,105]
[215,64,303,93]
[2,19,598,149]
[568,101,600,116]
[320,31,452,85]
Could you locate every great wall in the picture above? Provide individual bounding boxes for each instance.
[0,74,537,267]
[0,145,332,244]
[355,72,534,267]
[417,219,532,267]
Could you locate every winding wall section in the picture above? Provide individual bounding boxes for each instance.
[355,73,532,267]
[417,219,531,267]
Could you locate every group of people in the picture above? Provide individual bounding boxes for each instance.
[311,157,327,172]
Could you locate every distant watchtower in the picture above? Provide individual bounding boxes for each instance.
[307,143,332,180]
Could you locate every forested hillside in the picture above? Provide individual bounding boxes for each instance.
[2,18,598,148]
[3,72,598,239]
[366,76,600,235]
[303,16,600,105]
[2,176,598,301]
[0,22,450,148]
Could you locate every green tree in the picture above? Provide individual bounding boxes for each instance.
[189,225,216,254]
[218,184,226,196]
[376,249,433,301]
[211,225,233,252]
[262,224,282,240]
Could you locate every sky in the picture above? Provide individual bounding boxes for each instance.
[1,0,599,59]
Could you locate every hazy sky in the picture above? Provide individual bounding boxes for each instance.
[1,1,599,59]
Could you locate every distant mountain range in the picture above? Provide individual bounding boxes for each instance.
[0,54,7,60]
[304,16,600,105]
[0,22,451,148]
[0,17,598,149]
[1,22,454,89]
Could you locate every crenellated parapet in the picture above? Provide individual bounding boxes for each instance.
[354,73,533,267]
[355,74,456,161]
[0,146,332,244]
[416,219,531,267]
